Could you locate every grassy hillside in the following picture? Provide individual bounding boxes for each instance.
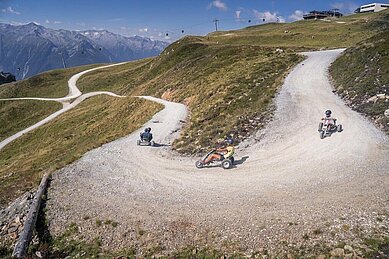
[208,11,388,49]
[0,100,61,142]
[0,62,163,206]
[0,65,100,99]
[330,30,389,134]
[0,65,102,142]
[0,96,162,206]
[78,38,302,153]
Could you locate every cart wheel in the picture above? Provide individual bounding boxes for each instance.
[195,161,204,169]
[222,159,232,169]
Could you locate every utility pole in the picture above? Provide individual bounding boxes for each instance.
[212,18,219,31]
[333,8,339,17]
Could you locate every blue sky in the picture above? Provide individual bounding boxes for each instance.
[0,0,386,41]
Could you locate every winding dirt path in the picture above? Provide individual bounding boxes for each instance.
[46,49,389,254]
[0,63,126,151]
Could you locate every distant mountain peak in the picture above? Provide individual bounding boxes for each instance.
[0,23,169,79]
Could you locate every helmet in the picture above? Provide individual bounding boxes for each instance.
[145,127,151,132]
[226,137,234,145]
[325,110,332,117]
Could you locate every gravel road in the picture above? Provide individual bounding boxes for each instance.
[46,49,389,255]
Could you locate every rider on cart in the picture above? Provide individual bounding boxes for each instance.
[322,110,337,129]
[140,127,153,142]
[204,137,235,164]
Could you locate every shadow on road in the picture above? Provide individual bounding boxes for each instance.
[234,156,249,166]
[153,143,171,147]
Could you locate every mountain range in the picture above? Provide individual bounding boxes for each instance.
[0,23,168,79]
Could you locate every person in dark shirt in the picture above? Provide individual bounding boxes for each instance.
[140,127,153,142]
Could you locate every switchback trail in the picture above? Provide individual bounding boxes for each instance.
[0,63,126,151]
[46,49,389,254]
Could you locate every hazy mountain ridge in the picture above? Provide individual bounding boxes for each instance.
[0,23,168,79]
[80,30,166,61]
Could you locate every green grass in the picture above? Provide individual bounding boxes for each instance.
[30,223,247,259]
[0,96,162,206]
[330,30,389,134]
[0,64,102,142]
[364,237,389,258]
[0,245,13,258]
[0,100,61,142]
[207,10,389,49]
[77,58,152,94]
[0,64,101,99]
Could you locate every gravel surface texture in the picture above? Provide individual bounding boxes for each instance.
[45,49,389,256]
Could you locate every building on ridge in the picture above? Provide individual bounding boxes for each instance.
[303,10,343,20]
[355,3,389,13]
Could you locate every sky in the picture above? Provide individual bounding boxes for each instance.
[0,0,386,41]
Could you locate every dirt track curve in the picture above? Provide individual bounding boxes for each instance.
[46,49,389,253]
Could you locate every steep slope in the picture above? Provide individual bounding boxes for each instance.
[78,37,303,153]
[330,30,389,134]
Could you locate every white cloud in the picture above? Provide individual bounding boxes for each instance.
[45,19,50,24]
[235,10,241,20]
[139,28,148,33]
[1,6,21,15]
[9,21,28,26]
[207,0,227,11]
[253,10,285,23]
[54,21,62,24]
[331,2,359,14]
[120,26,127,30]
[289,10,304,21]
